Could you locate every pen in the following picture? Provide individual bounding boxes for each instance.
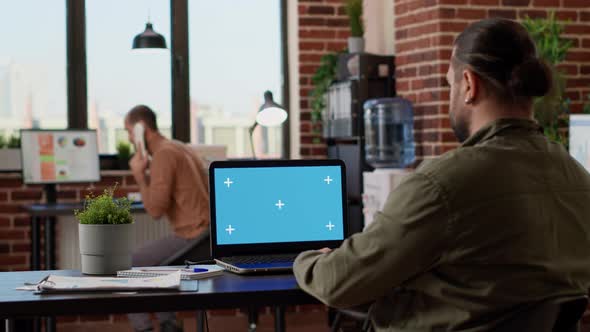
[136,268,209,273]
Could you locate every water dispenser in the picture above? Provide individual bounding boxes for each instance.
[364,97,415,168]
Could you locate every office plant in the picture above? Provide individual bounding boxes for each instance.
[116,140,132,170]
[345,0,364,53]
[310,52,339,142]
[6,134,20,149]
[522,12,573,146]
[0,133,21,171]
[75,185,134,274]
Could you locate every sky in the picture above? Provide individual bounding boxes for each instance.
[0,0,282,123]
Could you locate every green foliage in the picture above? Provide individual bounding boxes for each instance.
[0,135,6,149]
[345,0,364,37]
[7,134,20,148]
[522,12,572,65]
[75,186,133,225]
[310,52,339,127]
[116,141,132,160]
[522,12,572,146]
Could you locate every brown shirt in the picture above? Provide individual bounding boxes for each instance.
[141,134,209,239]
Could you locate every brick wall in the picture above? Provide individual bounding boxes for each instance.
[0,171,329,331]
[394,0,590,160]
[0,171,138,272]
[298,0,350,158]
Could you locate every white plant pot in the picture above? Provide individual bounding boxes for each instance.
[0,149,22,171]
[348,37,365,54]
[79,223,134,275]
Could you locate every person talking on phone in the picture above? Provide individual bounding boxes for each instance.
[124,105,209,332]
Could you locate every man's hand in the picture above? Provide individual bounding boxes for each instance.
[318,247,333,254]
[129,152,148,185]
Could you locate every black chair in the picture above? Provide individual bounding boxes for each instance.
[553,297,588,332]
[330,306,372,332]
[330,296,588,332]
[159,229,211,266]
[495,296,588,332]
[159,229,211,332]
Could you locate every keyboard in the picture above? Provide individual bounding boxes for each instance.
[221,253,298,265]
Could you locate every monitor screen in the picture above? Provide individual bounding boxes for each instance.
[569,114,590,173]
[213,165,345,245]
[21,130,100,184]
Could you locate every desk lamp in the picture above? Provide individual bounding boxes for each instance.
[249,91,288,158]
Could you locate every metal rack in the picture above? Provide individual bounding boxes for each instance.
[323,53,396,234]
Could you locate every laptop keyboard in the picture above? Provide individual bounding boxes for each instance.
[222,253,298,265]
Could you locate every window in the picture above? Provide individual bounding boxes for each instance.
[0,1,67,137]
[189,0,283,158]
[86,0,171,154]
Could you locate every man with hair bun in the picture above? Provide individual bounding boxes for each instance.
[294,18,590,331]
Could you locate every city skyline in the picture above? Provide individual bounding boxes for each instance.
[0,1,283,156]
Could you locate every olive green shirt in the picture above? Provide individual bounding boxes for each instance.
[294,118,590,331]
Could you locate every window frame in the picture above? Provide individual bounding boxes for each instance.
[66,0,289,156]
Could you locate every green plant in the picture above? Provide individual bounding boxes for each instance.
[345,0,364,37]
[6,134,20,148]
[75,186,133,225]
[522,12,573,146]
[116,141,132,160]
[310,52,339,126]
[0,135,6,149]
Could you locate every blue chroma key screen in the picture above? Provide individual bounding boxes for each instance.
[214,166,344,245]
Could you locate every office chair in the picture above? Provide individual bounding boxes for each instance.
[157,230,266,332]
[553,297,588,332]
[159,229,211,332]
[159,229,211,266]
[494,296,588,332]
[330,296,588,332]
[330,306,372,332]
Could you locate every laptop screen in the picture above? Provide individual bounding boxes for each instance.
[211,161,346,248]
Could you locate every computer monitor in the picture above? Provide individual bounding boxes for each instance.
[569,114,590,173]
[20,129,100,184]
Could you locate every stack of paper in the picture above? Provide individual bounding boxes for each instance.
[34,271,182,293]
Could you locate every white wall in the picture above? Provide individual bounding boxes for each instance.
[364,0,395,55]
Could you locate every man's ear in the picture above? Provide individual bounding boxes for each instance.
[462,69,479,104]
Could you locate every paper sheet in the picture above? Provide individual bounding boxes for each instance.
[17,271,182,293]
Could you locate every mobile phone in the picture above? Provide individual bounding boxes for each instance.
[133,123,147,158]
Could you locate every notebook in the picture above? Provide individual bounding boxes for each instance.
[209,159,348,274]
[117,265,224,280]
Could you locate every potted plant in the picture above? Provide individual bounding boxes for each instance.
[0,133,22,171]
[522,12,573,146]
[75,186,134,275]
[116,141,132,170]
[310,52,340,141]
[345,0,364,53]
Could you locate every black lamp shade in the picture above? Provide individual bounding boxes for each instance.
[132,23,167,49]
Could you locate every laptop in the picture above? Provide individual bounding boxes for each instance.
[209,159,348,274]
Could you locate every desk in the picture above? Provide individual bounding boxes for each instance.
[0,269,318,332]
[25,202,145,271]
